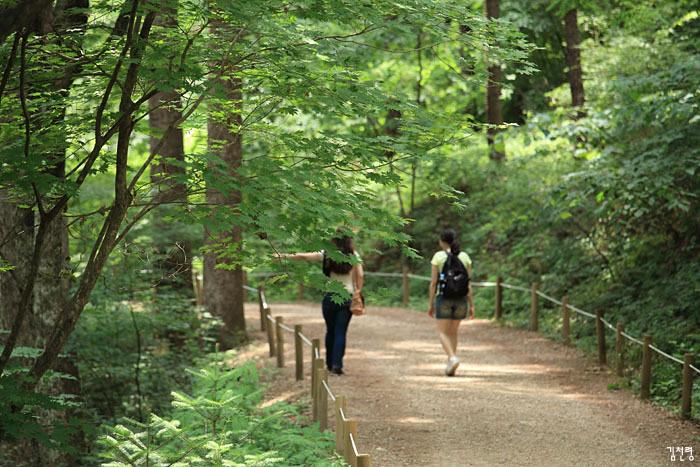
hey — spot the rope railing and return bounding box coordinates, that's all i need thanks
[349,433,360,457]
[599,316,617,332]
[475,281,498,287]
[649,345,686,366]
[535,289,563,307]
[455,274,698,419]
[499,281,699,377]
[567,303,596,319]
[299,333,313,347]
[407,273,431,282]
[621,331,644,346]
[486,278,700,382]
[500,283,530,293]
[363,271,407,279]
[323,380,336,402]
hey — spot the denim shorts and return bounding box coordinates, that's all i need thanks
[435,295,468,320]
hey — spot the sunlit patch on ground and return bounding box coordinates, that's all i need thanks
[260,389,307,408]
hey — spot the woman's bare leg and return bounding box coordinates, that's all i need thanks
[436,319,456,358]
[448,319,460,355]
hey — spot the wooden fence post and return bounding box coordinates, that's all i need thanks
[682,353,694,419]
[275,316,285,368]
[641,335,653,400]
[311,338,320,398]
[530,283,539,332]
[562,295,570,345]
[402,265,410,306]
[264,308,275,357]
[344,419,358,465]
[294,325,303,381]
[311,357,319,419]
[616,322,625,377]
[335,395,347,455]
[312,357,324,421]
[298,283,304,301]
[595,310,607,366]
[495,276,503,320]
[357,454,371,467]
[258,286,266,332]
[318,367,329,431]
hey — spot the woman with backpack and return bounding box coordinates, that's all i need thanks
[277,234,363,375]
[428,228,474,376]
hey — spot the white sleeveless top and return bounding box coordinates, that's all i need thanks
[325,251,362,293]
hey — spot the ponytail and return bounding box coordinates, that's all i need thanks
[449,241,460,255]
[440,228,460,255]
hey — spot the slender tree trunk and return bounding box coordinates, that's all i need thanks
[564,8,585,117]
[149,92,193,293]
[204,21,246,349]
[399,31,424,288]
[484,0,505,161]
[148,4,193,295]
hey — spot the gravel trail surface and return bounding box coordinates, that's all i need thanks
[244,303,699,466]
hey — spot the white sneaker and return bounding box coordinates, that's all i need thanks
[445,356,460,376]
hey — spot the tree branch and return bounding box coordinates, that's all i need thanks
[0,32,20,105]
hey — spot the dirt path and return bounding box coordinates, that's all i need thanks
[243,302,699,466]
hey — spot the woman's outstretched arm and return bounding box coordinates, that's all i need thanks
[277,252,323,261]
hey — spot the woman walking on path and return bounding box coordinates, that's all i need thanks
[278,235,363,375]
[428,228,474,376]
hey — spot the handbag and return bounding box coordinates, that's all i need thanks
[350,265,365,315]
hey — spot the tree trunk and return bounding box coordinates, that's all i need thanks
[148,6,193,295]
[564,8,585,117]
[0,0,53,42]
[0,1,79,364]
[0,202,34,339]
[0,2,85,463]
[204,21,246,349]
[484,0,505,161]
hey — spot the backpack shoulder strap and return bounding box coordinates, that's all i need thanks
[443,251,454,270]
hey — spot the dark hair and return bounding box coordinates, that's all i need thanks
[325,235,354,274]
[440,228,460,255]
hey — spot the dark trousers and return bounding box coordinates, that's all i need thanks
[321,293,353,370]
